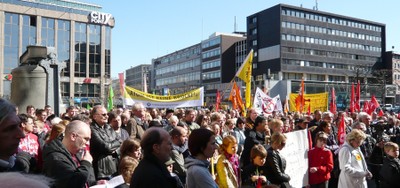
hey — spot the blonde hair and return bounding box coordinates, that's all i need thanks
[346,129,366,143]
[269,119,283,131]
[118,156,138,184]
[219,135,237,153]
[384,142,399,154]
[271,132,287,149]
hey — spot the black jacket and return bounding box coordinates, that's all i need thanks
[130,154,181,188]
[90,122,121,180]
[379,156,400,188]
[262,148,290,187]
[42,139,96,188]
[241,129,266,167]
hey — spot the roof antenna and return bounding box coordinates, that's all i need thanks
[234,16,237,32]
[315,0,318,10]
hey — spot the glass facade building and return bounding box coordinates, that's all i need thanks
[0,0,114,107]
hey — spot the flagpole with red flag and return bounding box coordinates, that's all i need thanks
[295,78,305,113]
[338,115,346,145]
[215,90,221,112]
[355,80,361,112]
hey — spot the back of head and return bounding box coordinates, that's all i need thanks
[140,127,165,157]
[0,98,16,124]
[188,128,215,157]
[64,120,89,138]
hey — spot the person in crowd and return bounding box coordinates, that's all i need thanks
[368,133,390,187]
[263,132,290,188]
[164,115,179,132]
[294,118,309,131]
[180,109,200,132]
[241,116,268,167]
[338,129,372,188]
[216,135,240,188]
[359,112,373,135]
[170,126,188,184]
[46,121,68,144]
[42,120,97,188]
[130,127,181,187]
[121,113,130,130]
[166,158,184,188]
[242,144,269,187]
[26,105,36,118]
[308,131,333,188]
[269,118,284,135]
[72,114,91,125]
[62,106,78,121]
[161,109,175,129]
[90,105,122,180]
[117,156,138,188]
[379,142,400,188]
[195,114,210,128]
[0,172,52,188]
[149,108,162,120]
[234,117,246,150]
[245,108,258,135]
[210,121,223,146]
[126,102,148,141]
[185,128,218,188]
[17,114,41,172]
[0,99,26,173]
[309,110,322,127]
[108,111,129,141]
[120,138,142,161]
[36,109,51,133]
[210,112,226,130]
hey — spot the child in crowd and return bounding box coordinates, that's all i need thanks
[379,142,400,188]
[216,135,240,188]
[166,158,184,188]
[308,131,333,188]
[241,144,269,188]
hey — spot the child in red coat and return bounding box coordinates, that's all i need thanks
[308,131,333,188]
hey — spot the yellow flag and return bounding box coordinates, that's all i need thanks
[235,49,254,108]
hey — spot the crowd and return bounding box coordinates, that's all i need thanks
[1,97,400,188]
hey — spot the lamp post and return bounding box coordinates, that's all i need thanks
[77,82,83,108]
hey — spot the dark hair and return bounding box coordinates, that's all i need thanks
[35,109,46,116]
[71,114,91,125]
[250,144,267,161]
[26,105,35,112]
[141,128,164,157]
[108,111,119,124]
[188,128,215,157]
[149,120,162,128]
[236,117,246,125]
[320,121,329,129]
[195,114,206,126]
[120,139,141,158]
[18,113,33,124]
[170,127,183,138]
[254,116,267,129]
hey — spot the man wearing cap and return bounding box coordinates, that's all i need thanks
[294,118,309,131]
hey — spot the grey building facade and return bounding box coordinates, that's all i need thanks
[125,64,151,93]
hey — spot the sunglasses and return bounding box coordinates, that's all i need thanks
[97,113,108,117]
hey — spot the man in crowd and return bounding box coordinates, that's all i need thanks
[126,102,148,141]
[0,98,25,172]
[131,127,182,187]
[180,109,200,132]
[170,126,188,184]
[90,105,121,180]
[62,106,78,121]
[241,115,268,167]
[42,120,96,188]
[17,114,40,172]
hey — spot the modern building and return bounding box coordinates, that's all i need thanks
[0,0,114,107]
[383,51,400,104]
[151,32,245,105]
[247,4,386,99]
[125,64,151,93]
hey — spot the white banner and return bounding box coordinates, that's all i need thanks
[253,87,283,114]
[280,129,309,188]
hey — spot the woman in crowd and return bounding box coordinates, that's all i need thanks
[263,132,291,188]
[216,135,240,188]
[117,156,138,188]
[185,128,218,188]
[120,139,142,161]
[338,129,372,188]
[196,114,210,128]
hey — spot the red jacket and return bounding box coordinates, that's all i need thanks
[308,147,333,185]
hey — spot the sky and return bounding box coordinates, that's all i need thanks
[83,0,399,78]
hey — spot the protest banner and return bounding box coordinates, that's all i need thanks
[253,87,282,114]
[124,86,204,108]
[280,129,309,188]
[289,92,328,112]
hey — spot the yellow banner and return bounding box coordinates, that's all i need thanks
[289,92,328,113]
[124,86,204,108]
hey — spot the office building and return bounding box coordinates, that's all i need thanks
[0,0,114,107]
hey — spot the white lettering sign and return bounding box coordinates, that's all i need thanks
[90,12,112,25]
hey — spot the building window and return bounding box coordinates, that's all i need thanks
[22,15,37,51]
[252,40,257,46]
[41,17,55,46]
[105,26,111,78]
[251,28,257,35]
[88,24,101,78]
[74,22,87,77]
[58,20,71,77]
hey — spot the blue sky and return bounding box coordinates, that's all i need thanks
[84,0,399,78]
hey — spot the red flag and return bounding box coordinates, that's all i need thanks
[215,90,221,111]
[307,103,311,115]
[330,87,337,114]
[378,109,384,117]
[368,95,380,115]
[363,101,370,113]
[229,81,244,112]
[295,79,305,113]
[338,115,346,145]
[355,81,361,112]
[350,83,355,113]
[118,72,125,97]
